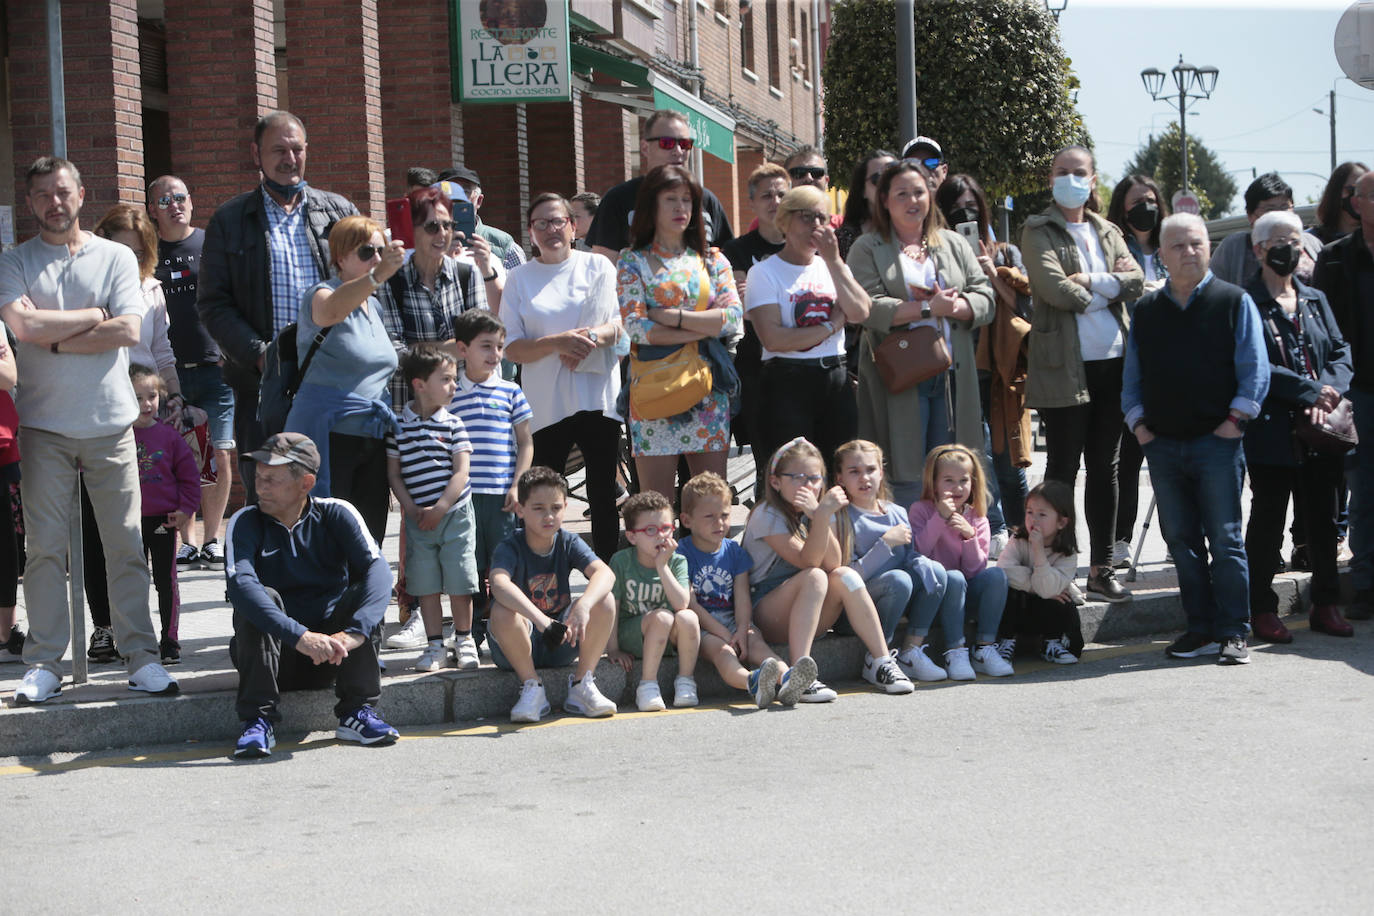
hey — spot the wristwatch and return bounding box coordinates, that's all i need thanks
[1225,412,1249,432]
[587,330,599,346]
[920,303,932,320]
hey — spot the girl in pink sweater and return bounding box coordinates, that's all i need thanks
[908,445,1010,680]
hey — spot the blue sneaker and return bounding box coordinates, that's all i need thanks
[776,655,819,707]
[336,705,399,745]
[747,657,784,707]
[234,717,275,759]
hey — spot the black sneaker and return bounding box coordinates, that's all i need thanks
[1165,632,1221,658]
[1289,545,1310,572]
[1218,636,1250,665]
[176,543,199,567]
[160,636,181,665]
[87,625,119,663]
[0,625,24,663]
[1086,567,1131,603]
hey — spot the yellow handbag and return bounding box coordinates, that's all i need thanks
[627,253,715,420]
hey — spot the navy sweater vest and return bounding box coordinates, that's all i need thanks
[1133,280,1242,439]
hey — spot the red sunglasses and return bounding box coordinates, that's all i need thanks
[647,136,694,151]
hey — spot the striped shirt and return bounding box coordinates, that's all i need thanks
[449,372,532,495]
[386,404,473,509]
[375,256,489,408]
[262,189,322,335]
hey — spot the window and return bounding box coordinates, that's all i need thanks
[765,0,781,88]
[800,8,811,83]
[740,5,755,75]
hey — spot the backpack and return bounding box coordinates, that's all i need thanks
[257,322,332,437]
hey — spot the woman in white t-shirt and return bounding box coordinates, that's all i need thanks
[1021,146,1144,602]
[503,192,626,559]
[746,185,869,473]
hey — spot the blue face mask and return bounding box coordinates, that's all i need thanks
[1053,174,1093,209]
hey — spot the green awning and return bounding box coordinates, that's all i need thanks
[570,45,735,163]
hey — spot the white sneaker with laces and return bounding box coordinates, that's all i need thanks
[565,672,617,717]
[636,679,666,712]
[176,543,199,567]
[200,538,226,568]
[863,650,915,694]
[896,644,947,682]
[944,646,976,681]
[451,634,480,670]
[510,679,550,723]
[385,612,427,650]
[798,680,838,703]
[415,641,446,672]
[15,666,61,704]
[1042,637,1079,665]
[996,638,1017,662]
[1112,539,1132,569]
[128,661,180,695]
[672,675,699,707]
[971,643,1014,677]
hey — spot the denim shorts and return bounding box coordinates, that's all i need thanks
[489,604,580,671]
[178,364,236,449]
[750,566,797,605]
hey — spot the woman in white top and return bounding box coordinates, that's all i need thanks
[746,185,869,474]
[93,205,180,399]
[1021,145,1144,602]
[503,192,625,559]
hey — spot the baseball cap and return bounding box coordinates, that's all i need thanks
[901,136,943,161]
[244,432,320,473]
[437,166,481,188]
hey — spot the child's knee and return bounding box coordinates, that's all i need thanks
[797,567,828,595]
[673,608,700,635]
[644,609,674,634]
[589,594,616,623]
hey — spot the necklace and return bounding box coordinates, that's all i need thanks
[899,235,927,261]
[651,240,687,259]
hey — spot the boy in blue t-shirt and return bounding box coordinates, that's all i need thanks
[449,310,533,669]
[676,472,814,707]
[488,466,617,723]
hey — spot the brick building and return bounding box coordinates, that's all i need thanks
[0,0,831,248]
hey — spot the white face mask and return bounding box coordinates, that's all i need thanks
[1053,174,1093,209]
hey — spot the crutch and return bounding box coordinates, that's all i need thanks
[1125,493,1156,583]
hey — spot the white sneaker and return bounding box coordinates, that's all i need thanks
[414,641,446,672]
[996,638,1017,662]
[1112,539,1132,569]
[798,680,838,703]
[565,672,617,717]
[944,646,976,681]
[15,666,61,704]
[510,679,550,723]
[971,643,1014,677]
[128,661,180,695]
[200,538,226,568]
[672,675,699,707]
[385,612,427,650]
[896,644,947,682]
[989,531,1009,560]
[863,650,915,694]
[451,634,480,670]
[1042,637,1079,665]
[636,679,666,712]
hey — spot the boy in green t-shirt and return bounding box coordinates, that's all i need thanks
[607,491,701,711]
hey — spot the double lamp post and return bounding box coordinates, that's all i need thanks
[1140,55,1219,194]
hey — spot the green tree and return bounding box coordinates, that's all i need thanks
[1121,123,1238,220]
[823,0,1086,203]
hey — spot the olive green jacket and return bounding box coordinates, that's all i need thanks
[847,228,993,483]
[1021,207,1143,409]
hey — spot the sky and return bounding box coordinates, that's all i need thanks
[1055,0,1374,215]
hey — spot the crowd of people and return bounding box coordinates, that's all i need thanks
[0,107,1368,760]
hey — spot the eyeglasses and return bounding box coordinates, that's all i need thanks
[904,156,943,171]
[792,211,828,225]
[356,244,382,261]
[421,219,455,234]
[156,193,188,209]
[647,136,694,151]
[789,166,827,181]
[777,472,823,485]
[628,523,676,537]
[531,216,571,232]
[867,172,886,187]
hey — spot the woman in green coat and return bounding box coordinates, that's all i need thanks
[847,160,994,507]
[1021,144,1144,602]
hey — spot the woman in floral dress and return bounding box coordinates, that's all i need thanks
[617,164,742,499]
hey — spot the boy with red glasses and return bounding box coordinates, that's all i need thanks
[606,490,702,711]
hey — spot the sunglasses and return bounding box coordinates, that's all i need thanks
[789,166,827,181]
[628,523,676,537]
[777,472,824,485]
[531,216,571,232]
[647,136,694,151]
[156,193,189,209]
[421,219,455,234]
[867,172,886,187]
[904,156,944,171]
[793,210,828,225]
[356,244,382,261]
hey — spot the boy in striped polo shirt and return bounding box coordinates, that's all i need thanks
[450,311,533,667]
[385,346,480,672]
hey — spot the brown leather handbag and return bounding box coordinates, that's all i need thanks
[874,324,951,395]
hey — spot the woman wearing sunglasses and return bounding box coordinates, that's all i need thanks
[617,164,742,500]
[283,214,406,543]
[746,185,867,476]
[837,150,897,262]
[504,193,626,559]
[847,160,994,508]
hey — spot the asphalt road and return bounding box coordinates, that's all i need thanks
[6,627,1373,915]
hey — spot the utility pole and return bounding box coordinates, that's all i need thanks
[896,1,916,143]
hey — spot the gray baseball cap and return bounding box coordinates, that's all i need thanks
[244,432,320,473]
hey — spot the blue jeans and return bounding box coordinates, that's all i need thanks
[945,566,1008,644]
[1142,433,1250,639]
[866,565,948,645]
[1347,387,1374,592]
[891,374,954,509]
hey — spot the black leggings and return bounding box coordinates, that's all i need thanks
[1247,457,1343,614]
[0,479,21,607]
[82,481,179,639]
[1039,357,1123,568]
[999,588,1084,656]
[328,432,390,547]
[533,411,623,560]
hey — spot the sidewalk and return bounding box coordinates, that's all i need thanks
[0,446,1324,758]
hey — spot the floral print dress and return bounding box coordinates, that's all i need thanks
[617,243,742,457]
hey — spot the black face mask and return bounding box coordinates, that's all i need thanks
[1343,194,1359,220]
[1265,243,1300,277]
[1126,201,1159,233]
[947,206,979,228]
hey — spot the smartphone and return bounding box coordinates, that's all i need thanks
[955,220,980,248]
[452,199,478,240]
[385,198,414,249]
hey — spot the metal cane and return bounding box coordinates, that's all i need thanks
[1125,493,1156,583]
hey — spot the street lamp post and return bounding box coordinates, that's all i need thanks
[1140,55,1218,193]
